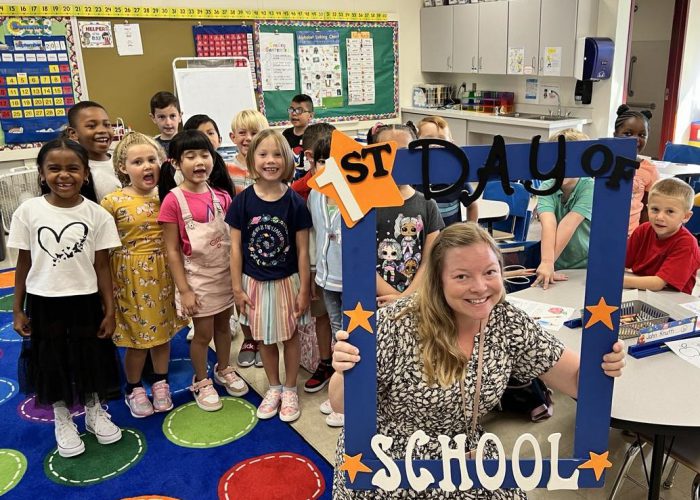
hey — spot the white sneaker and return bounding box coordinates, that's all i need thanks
[319,398,333,415]
[85,404,122,445]
[186,326,195,341]
[326,411,345,427]
[54,407,85,458]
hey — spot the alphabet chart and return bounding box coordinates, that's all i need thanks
[0,34,75,143]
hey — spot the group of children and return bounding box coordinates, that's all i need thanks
[8,91,700,460]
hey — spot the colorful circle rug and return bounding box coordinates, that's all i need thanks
[0,449,27,495]
[44,428,146,486]
[217,452,326,499]
[162,397,257,449]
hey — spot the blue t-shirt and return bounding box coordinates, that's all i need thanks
[226,186,313,281]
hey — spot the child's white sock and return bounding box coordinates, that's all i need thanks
[269,384,283,392]
[282,385,297,393]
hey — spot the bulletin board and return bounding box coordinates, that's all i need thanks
[0,17,83,149]
[256,21,398,125]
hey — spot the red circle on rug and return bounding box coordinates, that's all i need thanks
[120,496,180,500]
[218,452,325,500]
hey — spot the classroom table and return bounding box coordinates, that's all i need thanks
[651,160,700,183]
[472,198,510,235]
[511,269,700,500]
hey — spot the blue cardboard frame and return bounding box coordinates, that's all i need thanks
[333,135,638,491]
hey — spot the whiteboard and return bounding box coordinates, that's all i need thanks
[173,59,256,147]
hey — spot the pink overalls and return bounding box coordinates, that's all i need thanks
[171,187,234,317]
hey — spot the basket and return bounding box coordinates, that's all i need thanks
[616,300,669,339]
[0,166,41,234]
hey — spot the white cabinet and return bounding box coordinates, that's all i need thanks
[452,4,479,73]
[539,0,578,77]
[507,0,541,75]
[420,6,454,73]
[477,1,508,74]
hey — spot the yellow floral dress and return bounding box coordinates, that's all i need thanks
[101,189,186,348]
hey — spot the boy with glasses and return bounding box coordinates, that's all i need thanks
[283,94,314,180]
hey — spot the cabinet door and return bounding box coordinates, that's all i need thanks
[478,1,508,75]
[421,7,454,72]
[451,4,479,74]
[539,0,577,77]
[507,0,541,75]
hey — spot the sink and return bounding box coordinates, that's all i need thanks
[535,115,573,121]
[498,112,541,119]
[498,112,574,121]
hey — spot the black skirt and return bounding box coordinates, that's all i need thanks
[23,293,122,406]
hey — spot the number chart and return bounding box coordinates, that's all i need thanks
[0,35,76,143]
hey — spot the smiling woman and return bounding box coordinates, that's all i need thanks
[329,222,626,499]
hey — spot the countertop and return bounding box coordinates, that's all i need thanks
[401,106,590,129]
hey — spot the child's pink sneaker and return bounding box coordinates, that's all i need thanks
[279,390,300,423]
[256,388,282,419]
[190,377,222,412]
[125,387,154,418]
[151,380,173,412]
[214,363,249,397]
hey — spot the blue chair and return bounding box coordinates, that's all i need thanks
[481,181,533,242]
[662,142,700,236]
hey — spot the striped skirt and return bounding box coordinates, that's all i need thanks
[239,273,311,344]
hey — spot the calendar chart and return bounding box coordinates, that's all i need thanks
[0,35,75,143]
[193,25,256,82]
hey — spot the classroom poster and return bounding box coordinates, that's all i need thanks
[346,33,375,105]
[542,46,562,76]
[259,31,295,91]
[507,47,524,75]
[77,21,113,48]
[114,23,143,56]
[296,30,342,108]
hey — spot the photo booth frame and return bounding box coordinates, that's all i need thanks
[309,131,637,492]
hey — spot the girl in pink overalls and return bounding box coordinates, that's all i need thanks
[158,130,248,411]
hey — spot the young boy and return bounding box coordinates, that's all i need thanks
[67,101,121,201]
[149,91,182,154]
[533,129,593,289]
[229,109,269,196]
[283,94,314,181]
[624,177,700,294]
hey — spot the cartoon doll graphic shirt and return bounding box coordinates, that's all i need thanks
[226,187,313,281]
[375,192,443,293]
[7,196,121,296]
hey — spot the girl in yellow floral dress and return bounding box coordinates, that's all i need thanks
[101,132,186,418]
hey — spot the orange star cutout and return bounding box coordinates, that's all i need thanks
[339,453,373,483]
[344,302,374,334]
[578,451,613,481]
[584,297,619,330]
[308,130,404,228]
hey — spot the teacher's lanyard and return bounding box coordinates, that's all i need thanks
[459,327,484,459]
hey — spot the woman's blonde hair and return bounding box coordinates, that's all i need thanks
[412,222,505,387]
[245,129,295,182]
[548,128,589,142]
[231,109,269,134]
[112,131,164,184]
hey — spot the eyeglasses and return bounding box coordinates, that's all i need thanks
[287,107,310,115]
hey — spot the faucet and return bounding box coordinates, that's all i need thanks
[549,90,562,117]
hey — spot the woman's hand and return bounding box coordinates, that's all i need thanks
[332,330,361,374]
[181,290,200,317]
[233,289,253,318]
[602,340,626,377]
[13,311,31,337]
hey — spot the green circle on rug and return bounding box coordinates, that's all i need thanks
[0,449,27,495]
[0,294,13,312]
[44,428,146,486]
[163,397,257,448]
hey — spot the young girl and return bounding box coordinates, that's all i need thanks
[416,116,479,225]
[158,130,246,412]
[101,132,186,418]
[227,109,269,368]
[614,104,659,236]
[370,124,444,307]
[228,109,269,195]
[226,129,313,423]
[9,138,123,458]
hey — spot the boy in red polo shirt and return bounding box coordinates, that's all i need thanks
[624,177,700,294]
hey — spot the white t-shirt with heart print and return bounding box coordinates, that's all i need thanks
[8,195,121,297]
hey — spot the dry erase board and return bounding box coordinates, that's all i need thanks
[255,21,398,125]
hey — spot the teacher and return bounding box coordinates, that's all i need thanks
[330,222,625,499]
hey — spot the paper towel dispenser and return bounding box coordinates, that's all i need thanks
[574,37,614,81]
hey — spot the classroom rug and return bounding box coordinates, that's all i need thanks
[0,270,332,499]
